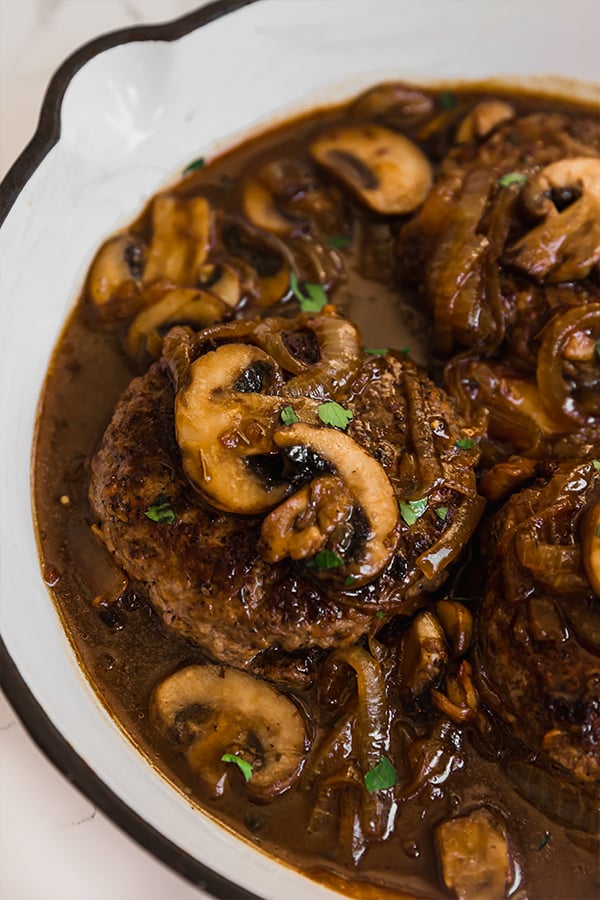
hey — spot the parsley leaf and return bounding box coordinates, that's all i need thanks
[327,234,351,249]
[307,550,345,571]
[455,438,476,450]
[145,496,175,524]
[317,401,353,430]
[593,459,600,471]
[400,347,410,357]
[375,611,385,619]
[344,575,356,587]
[536,831,551,851]
[596,524,600,538]
[221,753,253,782]
[365,347,388,357]
[498,172,528,187]
[280,405,299,425]
[400,497,428,526]
[435,506,449,522]
[439,91,456,110]
[183,156,205,175]
[364,757,397,792]
[596,340,600,360]
[290,271,328,312]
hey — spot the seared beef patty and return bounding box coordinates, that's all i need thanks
[89,319,483,667]
[476,460,600,784]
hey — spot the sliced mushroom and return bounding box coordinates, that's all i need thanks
[175,343,290,514]
[434,807,511,900]
[351,81,434,128]
[87,233,146,317]
[399,610,448,700]
[126,287,229,360]
[310,124,432,215]
[150,664,306,799]
[478,455,537,503]
[243,158,346,238]
[143,194,212,286]
[271,423,400,585]
[456,99,514,143]
[196,260,242,308]
[216,213,292,306]
[260,475,353,563]
[507,157,600,281]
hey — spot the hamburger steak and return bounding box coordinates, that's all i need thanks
[89,313,484,667]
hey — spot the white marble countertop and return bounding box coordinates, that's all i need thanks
[0,6,228,898]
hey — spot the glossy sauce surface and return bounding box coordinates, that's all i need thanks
[33,86,599,899]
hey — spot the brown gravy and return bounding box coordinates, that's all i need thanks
[33,85,599,898]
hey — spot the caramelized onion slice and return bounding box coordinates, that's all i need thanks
[416,495,486,581]
[536,303,600,427]
[581,499,600,596]
[150,664,306,799]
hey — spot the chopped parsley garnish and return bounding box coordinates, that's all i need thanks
[455,438,476,450]
[497,171,528,187]
[221,753,253,782]
[280,405,299,425]
[307,550,345,571]
[183,156,205,175]
[365,347,388,357]
[344,575,356,587]
[290,271,328,312]
[317,401,353,430]
[364,757,397,792]
[327,234,351,249]
[439,91,456,110]
[145,496,175,524]
[435,506,449,522]
[536,831,551,851]
[400,347,411,357]
[375,611,386,619]
[596,524,600,538]
[591,459,600,471]
[400,497,428,526]
[596,340,600,360]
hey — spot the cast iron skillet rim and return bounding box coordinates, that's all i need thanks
[0,1,264,897]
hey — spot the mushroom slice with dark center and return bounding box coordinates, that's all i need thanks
[143,194,212,286]
[150,664,307,799]
[507,157,600,281]
[175,343,292,514]
[126,287,229,361]
[310,124,432,215]
[270,423,400,586]
[350,81,435,128]
[86,233,146,318]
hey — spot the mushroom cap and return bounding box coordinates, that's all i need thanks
[272,422,400,586]
[175,343,290,515]
[151,664,307,799]
[508,156,600,282]
[310,124,432,215]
